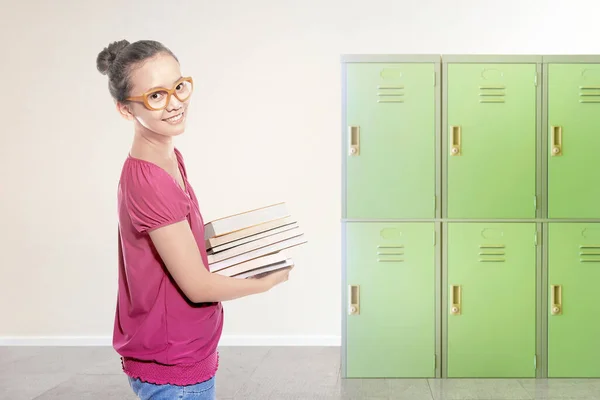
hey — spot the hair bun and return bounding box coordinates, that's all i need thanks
[96,40,130,75]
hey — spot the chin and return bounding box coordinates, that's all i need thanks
[160,111,188,136]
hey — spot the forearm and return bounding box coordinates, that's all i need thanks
[191,272,269,303]
[147,221,274,303]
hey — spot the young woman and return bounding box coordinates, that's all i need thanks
[96,39,291,400]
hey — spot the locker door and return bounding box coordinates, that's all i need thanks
[548,223,600,377]
[547,64,600,219]
[346,222,436,378]
[345,63,436,219]
[447,223,536,378]
[446,63,537,219]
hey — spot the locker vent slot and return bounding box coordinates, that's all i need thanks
[579,245,600,262]
[579,86,600,103]
[376,244,405,262]
[478,244,506,262]
[479,85,505,104]
[377,85,404,104]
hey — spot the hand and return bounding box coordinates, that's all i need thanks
[255,266,293,291]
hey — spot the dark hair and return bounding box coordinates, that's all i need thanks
[96,39,178,102]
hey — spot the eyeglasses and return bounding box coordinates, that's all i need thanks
[126,77,194,111]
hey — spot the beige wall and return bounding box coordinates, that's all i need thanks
[1,0,597,345]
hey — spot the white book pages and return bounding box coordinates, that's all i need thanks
[208,222,299,253]
[204,203,290,239]
[208,234,307,273]
[207,226,303,264]
[233,259,294,279]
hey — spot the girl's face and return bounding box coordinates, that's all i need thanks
[118,53,191,138]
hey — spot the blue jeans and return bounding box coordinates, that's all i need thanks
[128,376,216,400]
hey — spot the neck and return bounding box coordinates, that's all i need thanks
[130,122,175,161]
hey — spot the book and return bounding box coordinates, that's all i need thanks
[205,202,306,279]
[213,253,288,277]
[233,258,294,279]
[204,202,289,240]
[207,225,302,264]
[206,218,297,252]
[208,234,307,273]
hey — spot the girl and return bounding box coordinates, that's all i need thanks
[96,39,291,400]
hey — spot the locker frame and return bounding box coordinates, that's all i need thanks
[340,54,443,379]
[440,54,544,222]
[340,54,443,221]
[542,54,600,221]
[442,221,541,378]
[540,55,600,379]
[340,54,600,381]
[440,55,544,379]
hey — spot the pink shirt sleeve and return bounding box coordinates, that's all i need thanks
[122,160,190,233]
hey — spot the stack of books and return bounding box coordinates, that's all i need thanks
[204,202,306,279]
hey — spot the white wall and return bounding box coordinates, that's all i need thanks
[1,0,599,345]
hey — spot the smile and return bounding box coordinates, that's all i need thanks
[163,112,184,124]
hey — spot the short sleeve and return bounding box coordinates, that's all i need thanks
[123,160,191,233]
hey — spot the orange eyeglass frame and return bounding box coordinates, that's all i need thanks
[126,77,194,111]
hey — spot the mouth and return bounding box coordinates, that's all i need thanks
[163,112,185,124]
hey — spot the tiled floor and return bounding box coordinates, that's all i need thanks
[1,346,600,399]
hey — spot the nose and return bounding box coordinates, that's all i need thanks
[166,93,183,112]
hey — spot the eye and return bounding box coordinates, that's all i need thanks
[149,92,165,101]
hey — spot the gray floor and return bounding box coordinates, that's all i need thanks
[1,346,600,399]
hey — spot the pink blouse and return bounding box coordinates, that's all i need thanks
[112,148,223,385]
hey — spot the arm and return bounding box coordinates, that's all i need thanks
[149,219,290,303]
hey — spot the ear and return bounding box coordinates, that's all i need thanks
[116,101,135,121]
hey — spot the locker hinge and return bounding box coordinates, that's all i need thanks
[534,195,538,210]
[433,72,436,86]
[434,354,437,368]
[434,195,437,212]
[433,230,436,246]
[534,355,537,370]
[534,231,538,246]
[534,73,539,87]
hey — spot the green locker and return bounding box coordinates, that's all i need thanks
[446,222,537,377]
[445,61,538,219]
[547,223,600,377]
[345,222,436,378]
[546,63,600,219]
[344,61,438,219]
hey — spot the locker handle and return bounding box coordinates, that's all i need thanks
[551,126,562,156]
[348,126,360,156]
[450,285,461,315]
[348,285,360,315]
[450,126,461,156]
[551,285,562,315]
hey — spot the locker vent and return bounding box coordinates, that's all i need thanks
[579,245,600,262]
[376,244,404,262]
[479,85,505,104]
[478,244,506,262]
[377,85,404,104]
[579,86,600,103]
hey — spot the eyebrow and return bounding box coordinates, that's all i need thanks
[147,76,183,91]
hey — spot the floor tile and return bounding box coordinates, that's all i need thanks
[519,378,600,399]
[2,347,108,375]
[215,346,271,398]
[4,347,600,400]
[233,347,341,399]
[335,378,433,400]
[428,378,533,399]
[0,373,72,400]
[32,374,137,400]
[0,346,46,367]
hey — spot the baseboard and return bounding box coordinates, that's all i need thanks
[0,335,341,347]
[218,335,341,346]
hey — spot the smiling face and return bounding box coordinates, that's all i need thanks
[117,52,191,138]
